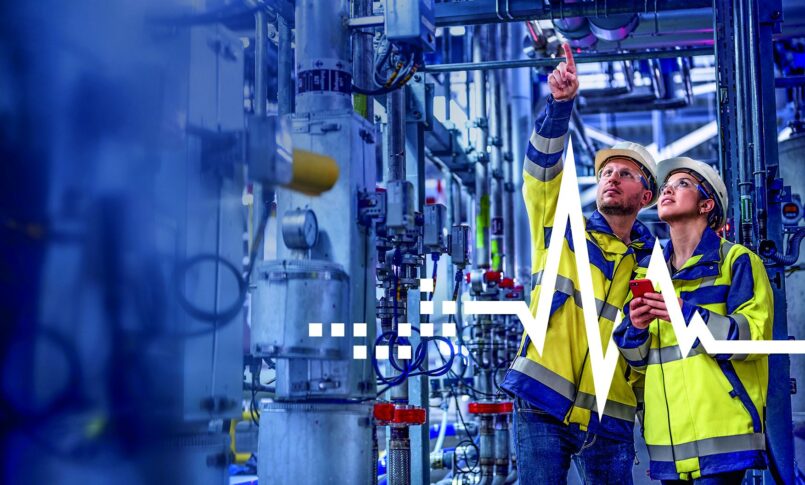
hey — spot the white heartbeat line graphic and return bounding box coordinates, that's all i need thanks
[307,319,457,360]
[462,140,805,418]
[304,140,805,417]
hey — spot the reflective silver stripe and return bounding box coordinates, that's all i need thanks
[555,274,576,300]
[510,357,576,400]
[699,275,718,287]
[647,345,703,365]
[706,313,733,341]
[532,271,621,322]
[619,338,651,364]
[720,241,736,260]
[596,298,620,322]
[727,314,752,360]
[648,433,765,462]
[524,158,563,182]
[648,346,682,365]
[574,391,636,422]
[732,313,751,340]
[530,131,567,155]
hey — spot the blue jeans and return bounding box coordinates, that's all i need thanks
[661,470,746,485]
[514,400,635,485]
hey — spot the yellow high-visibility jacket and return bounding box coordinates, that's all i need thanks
[614,227,772,480]
[500,96,654,441]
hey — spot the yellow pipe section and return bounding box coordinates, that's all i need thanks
[229,410,258,464]
[285,149,340,195]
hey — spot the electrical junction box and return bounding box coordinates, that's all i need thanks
[386,180,416,230]
[449,224,470,267]
[423,204,448,253]
[384,0,436,51]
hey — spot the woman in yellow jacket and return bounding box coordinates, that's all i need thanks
[613,157,773,483]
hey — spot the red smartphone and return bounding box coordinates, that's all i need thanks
[629,279,654,299]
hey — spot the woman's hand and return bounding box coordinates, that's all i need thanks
[635,292,684,323]
[629,296,655,330]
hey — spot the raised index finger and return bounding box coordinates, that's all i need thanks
[563,43,576,73]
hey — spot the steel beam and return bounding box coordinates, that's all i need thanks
[432,0,711,27]
[421,46,713,73]
[713,0,794,482]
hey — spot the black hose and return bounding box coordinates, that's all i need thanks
[173,253,248,329]
[762,228,805,266]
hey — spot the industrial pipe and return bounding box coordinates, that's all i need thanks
[479,415,495,485]
[295,0,352,114]
[489,25,505,273]
[473,25,491,269]
[277,13,293,115]
[421,46,713,73]
[254,9,267,117]
[387,89,406,182]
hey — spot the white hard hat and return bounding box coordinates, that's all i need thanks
[657,157,729,230]
[594,142,659,206]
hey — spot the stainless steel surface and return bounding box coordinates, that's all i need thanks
[294,0,352,114]
[250,259,348,359]
[258,402,374,484]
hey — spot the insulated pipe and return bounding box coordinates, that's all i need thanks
[295,0,352,114]
[473,25,491,269]
[499,24,516,278]
[254,9,267,117]
[277,13,293,116]
[387,89,406,182]
[352,0,373,121]
[506,22,533,289]
[493,415,510,484]
[443,29,452,120]
[479,415,495,485]
[489,26,505,273]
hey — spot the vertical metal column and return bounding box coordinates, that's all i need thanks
[388,89,407,182]
[405,94,430,485]
[473,25,491,269]
[294,0,352,114]
[500,24,516,279]
[352,0,373,121]
[488,25,505,273]
[506,22,532,290]
[254,9,267,117]
[713,0,794,482]
[277,13,293,116]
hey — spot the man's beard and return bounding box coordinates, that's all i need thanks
[598,194,643,216]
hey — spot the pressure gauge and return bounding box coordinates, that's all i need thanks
[282,208,319,250]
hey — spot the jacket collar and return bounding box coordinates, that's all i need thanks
[587,210,656,253]
[662,226,722,268]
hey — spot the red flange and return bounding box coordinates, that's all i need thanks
[484,270,501,283]
[467,401,514,415]
[392,406,427,425]
[500,277,514,289]
[373,403,427,425]
[373,402,396,422]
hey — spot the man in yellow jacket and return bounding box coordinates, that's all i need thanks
[614,157,773,483]
[501,44,659,484]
